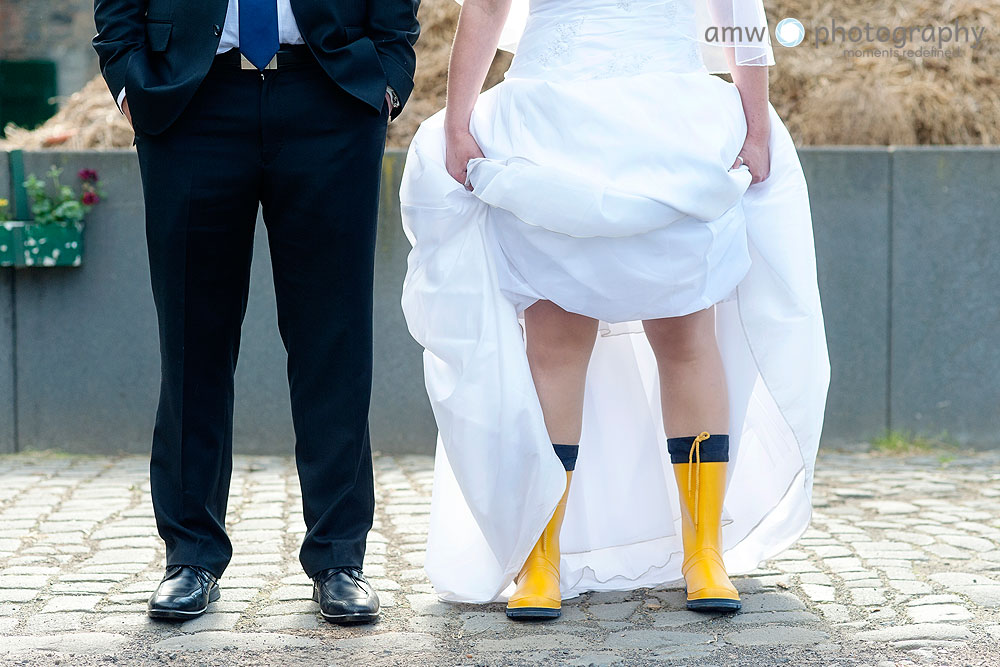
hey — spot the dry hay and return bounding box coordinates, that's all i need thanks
[0,76,134,150]
[768,0,1000,145]
[3,0,997,150]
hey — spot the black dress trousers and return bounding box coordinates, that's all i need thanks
[134,55,389,579]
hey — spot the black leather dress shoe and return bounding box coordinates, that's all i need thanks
[312,567,379,624]
[147,565,220,620]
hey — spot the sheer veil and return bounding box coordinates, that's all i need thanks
[453,0,774,73]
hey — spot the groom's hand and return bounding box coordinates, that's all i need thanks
[122,97,134,129]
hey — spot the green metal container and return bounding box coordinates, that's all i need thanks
[0,220,85,267]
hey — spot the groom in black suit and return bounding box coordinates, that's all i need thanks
[93,0,419,624]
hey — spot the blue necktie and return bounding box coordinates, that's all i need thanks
[239,0,279,70]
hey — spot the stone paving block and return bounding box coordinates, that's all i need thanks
[41,595,102,612]
[564,652,626,666]
[775,560,820,573]
[924,544,973,560]
[889,580,933,595]
[854,623,972,642]
[178,612,241,632]
[929,572,998,587]
[0,575,50,589]
[941,534,994,552]
[407,615,450,634]
[906,604,973,623]
[0,589,36,603]
[458,612,507,635]
[725,626,828,646]
[904,594,964,606]
[801,584,836,602]
[258,600,316,615]
[153,631,322,652]
[588,601,640,621]
[739,592,805,613]
[879,567,917,580]
[951,586,1000,608]
[0,632,130,655]
[650,610,719,627]
[50,581,116,595]
[726,611,821,625]
[254,613,322,631]
[604,629,715,650]
[596,620,630,632]
[406,593,452,616]
[843,579,884,588]
[93,613,164,632]
[24,612,88,633]
[824,557,866,572]
[860,501,919,515]
[476,634,587,652]
[271,585,314,601]
[798,573,833,586]
[816,603,850,623]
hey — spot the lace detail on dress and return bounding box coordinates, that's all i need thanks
[537,18,584,67]
[616,0,633,10]
[595,51,653,79]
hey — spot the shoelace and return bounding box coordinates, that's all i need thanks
[687,431,711,526]
[320,567,365,590]
[165,565,217,588]
[186,565,217,588]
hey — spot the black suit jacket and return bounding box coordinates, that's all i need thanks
[93,0,420,135]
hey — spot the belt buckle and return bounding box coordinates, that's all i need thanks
[240,54,278,70]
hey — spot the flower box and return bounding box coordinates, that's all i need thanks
[1,151,101,269]
[0,220,85,267]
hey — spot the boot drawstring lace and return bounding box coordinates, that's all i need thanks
[687,431,711,526]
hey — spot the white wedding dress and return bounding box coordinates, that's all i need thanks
[399,0,830,603]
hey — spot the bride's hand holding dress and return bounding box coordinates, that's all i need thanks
[446,131,485,191]
[728,63,772,182]
[444,0,511,189]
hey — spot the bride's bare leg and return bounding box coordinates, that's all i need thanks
[524,300,599,444]
[507,300,597,621]
[643,306,741,612]
[642,307,727,436]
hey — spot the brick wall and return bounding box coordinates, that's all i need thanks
[0,0,101,101]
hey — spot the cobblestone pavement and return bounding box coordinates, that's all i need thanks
[0,449,998,666]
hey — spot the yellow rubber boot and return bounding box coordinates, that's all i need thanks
[506,471,572,619]
[672,433,741,612]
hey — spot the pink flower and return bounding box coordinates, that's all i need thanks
[78,169,99,183]
[82,191,100,206]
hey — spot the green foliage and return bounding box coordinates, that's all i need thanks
[870,429,958,455]
[21,165,103,227]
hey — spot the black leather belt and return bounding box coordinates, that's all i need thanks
[213,45,315,70]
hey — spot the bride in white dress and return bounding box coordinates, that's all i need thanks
[399,0,829,619]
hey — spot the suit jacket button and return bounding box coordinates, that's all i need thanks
[213,24,222,37]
